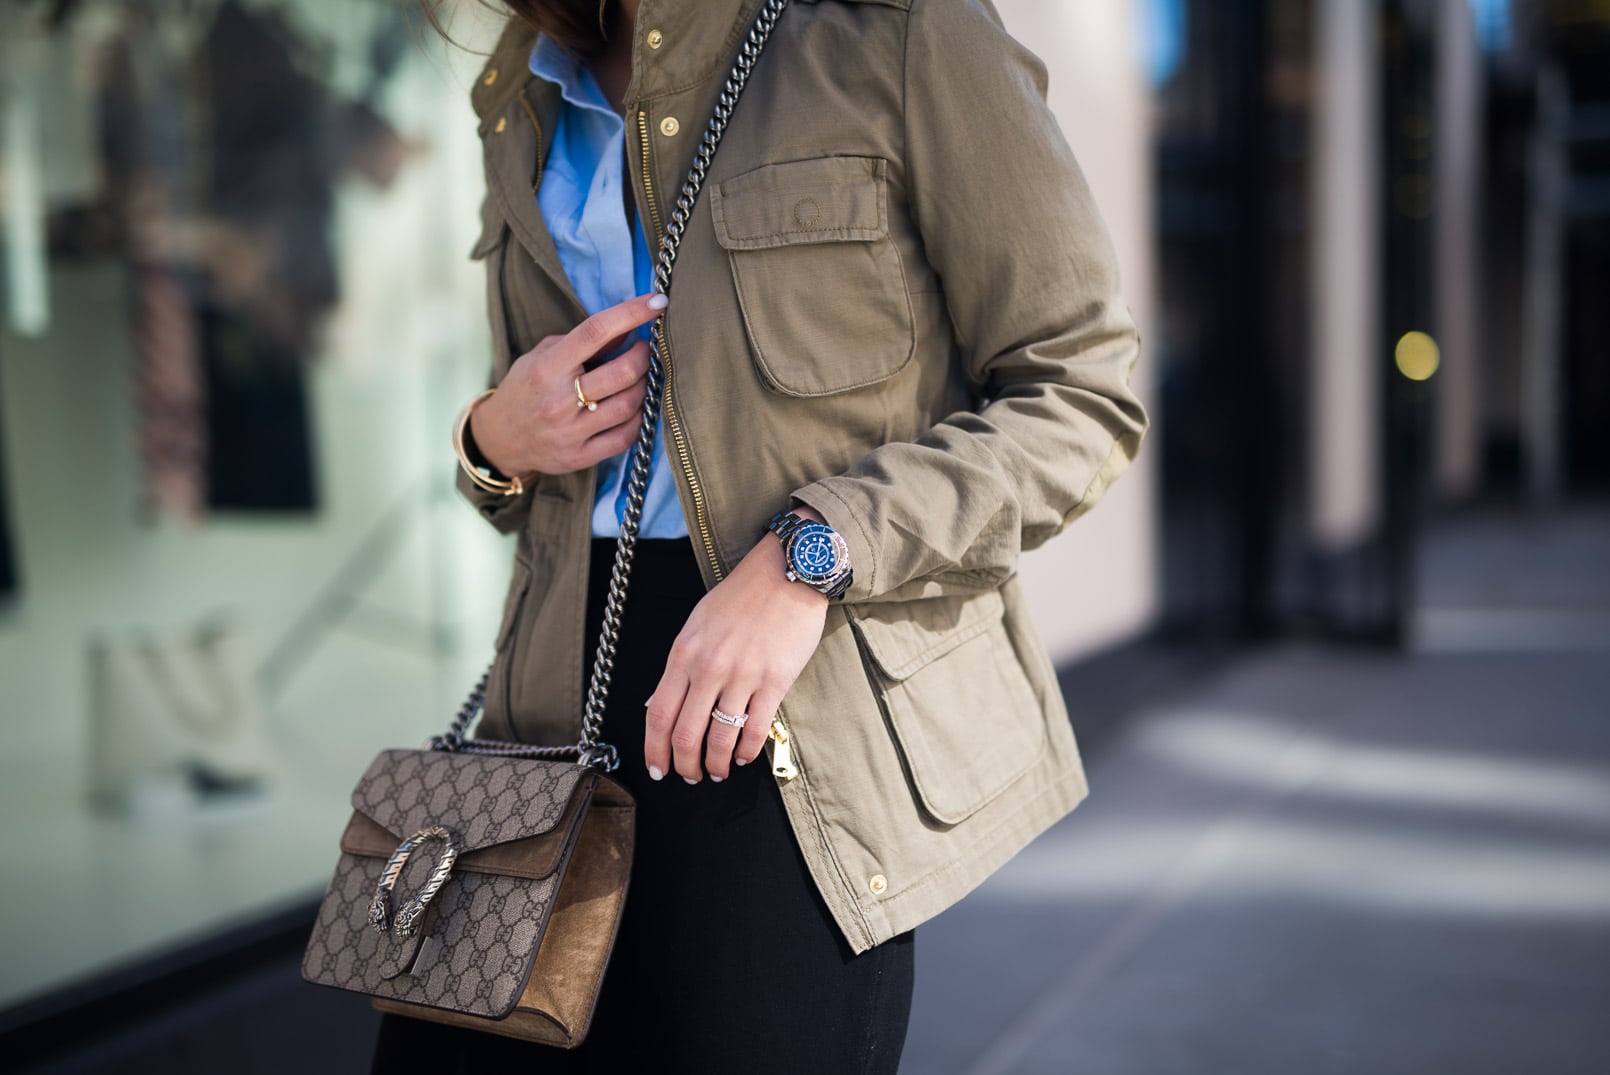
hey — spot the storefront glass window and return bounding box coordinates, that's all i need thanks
[0,0,511,1008]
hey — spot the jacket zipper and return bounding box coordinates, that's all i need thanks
[518,93,545,191]
[636,109,723,586]
[769,717,797,780]
[635,111,667,249]
[635,108,798,782]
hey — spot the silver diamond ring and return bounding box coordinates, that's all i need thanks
[710,707,749,729]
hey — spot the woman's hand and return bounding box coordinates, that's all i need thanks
[645,508,832,783]
[470,293,667,478]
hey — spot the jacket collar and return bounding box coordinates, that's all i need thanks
[620,0,764,104]
[473,1,767,315]
[473,0,767,129]
[480,64,581,316]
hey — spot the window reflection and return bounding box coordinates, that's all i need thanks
[0,0,506,1010]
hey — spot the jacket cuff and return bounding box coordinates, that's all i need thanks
[456,462,532,535]
[789,480,876,604]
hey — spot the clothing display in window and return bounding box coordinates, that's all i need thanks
[72,0,420,517]
[198,299,317,512]
[133,264,208,520]
[199,1,340,366]
[97,4,211,520]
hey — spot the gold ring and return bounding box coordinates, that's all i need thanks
[574,375,598,412]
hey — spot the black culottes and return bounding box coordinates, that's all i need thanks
[371,538,915,1073]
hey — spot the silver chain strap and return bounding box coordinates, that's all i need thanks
[429,0,792,771]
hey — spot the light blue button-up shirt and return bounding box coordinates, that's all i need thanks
[529,35,688,539]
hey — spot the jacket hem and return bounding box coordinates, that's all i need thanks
[824,758,1090,956]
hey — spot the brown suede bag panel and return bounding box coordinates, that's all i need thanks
[518,780,636,1038]
[371,995,571,1045]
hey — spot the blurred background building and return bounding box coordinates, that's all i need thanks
[2,0,1606,1071]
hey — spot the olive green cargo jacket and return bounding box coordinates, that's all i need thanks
[459,0,1148,954]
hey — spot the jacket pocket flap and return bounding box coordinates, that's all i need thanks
[849,588,1006,680]
[348,750,595,866]
[711,156,888,250]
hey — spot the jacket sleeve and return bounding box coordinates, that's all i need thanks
[456,21,542,537]
[455,439,534,536]
[788,0,1149,604]
[455,247,536,537]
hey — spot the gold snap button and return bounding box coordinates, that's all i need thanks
[646,28,664,49]
[869,874,888,895]
[482,67,498,87]
[659,116,680,137]
[493,116,507,134]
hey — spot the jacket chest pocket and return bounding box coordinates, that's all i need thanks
[710,156,915,397]
[849,589,1047,825]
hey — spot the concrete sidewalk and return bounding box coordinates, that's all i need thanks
[904,516,1610,1073]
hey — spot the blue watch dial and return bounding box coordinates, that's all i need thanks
[791,529,840,579]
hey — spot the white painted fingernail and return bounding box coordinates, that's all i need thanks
[683,776,698,786]
[647,293,669,310]
[648,765,664,781]
[734,757,749,767]
[710,775,724,783]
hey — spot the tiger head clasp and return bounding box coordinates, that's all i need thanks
[368,826,459,939]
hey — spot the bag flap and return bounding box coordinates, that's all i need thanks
[339,773,591,880]
[849,588,1006,681]
[348,749,594,858]
[711,156,888,251]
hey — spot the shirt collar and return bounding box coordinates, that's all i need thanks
[528,33,614,118]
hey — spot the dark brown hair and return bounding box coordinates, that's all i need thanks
[421,0,613,60]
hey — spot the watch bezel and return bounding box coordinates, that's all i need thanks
[782,521,852,595]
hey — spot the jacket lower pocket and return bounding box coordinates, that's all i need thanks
[849,589,1047,825]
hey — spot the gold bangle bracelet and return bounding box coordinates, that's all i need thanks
[453,389,527,498]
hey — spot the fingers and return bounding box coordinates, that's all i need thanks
[576,340,650,404]
[704,690,751,782]
[495,307,659,477]
[670,672,720,784]
[646,639,716,786]
[574,370,647,435]
[643,672,688,784]
[562,341,652,471]
[576,418,642,469]
[568,293,667,364]
[734,683,786,768]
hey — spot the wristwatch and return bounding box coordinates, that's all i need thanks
[767,511,853,599]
